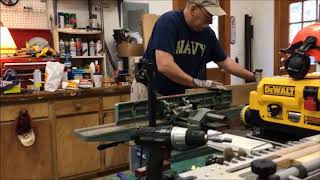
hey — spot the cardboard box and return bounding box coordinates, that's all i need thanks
[117,43,144,57]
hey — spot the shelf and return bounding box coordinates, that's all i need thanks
[57,28,101,35]
[71,56,104,59]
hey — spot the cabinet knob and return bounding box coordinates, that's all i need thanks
[74,103,82,110]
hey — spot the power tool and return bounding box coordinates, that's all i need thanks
[241,23,320,137]
[131,126,231,179]
[132,126,232,151]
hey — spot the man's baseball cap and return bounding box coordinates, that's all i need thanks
[189,0,226,16]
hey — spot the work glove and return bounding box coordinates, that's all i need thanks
[248,69,263,83]
[193,78,227,90]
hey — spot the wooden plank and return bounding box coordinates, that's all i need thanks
[186,83,256,105]
[207,68,229,85]
[292,151,320,165]
[141,14,159,51]
[56,113,100,178]
[103,110,129,170]
[103,96,120,110]
[274,144,320,168]
[55,98,99,116]
[225,83,257,106]
[0,119,54,179]
[185,88,208,94]
[275,140,319,156]
[0,102,48,122]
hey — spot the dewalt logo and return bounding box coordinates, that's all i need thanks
[264,85,295,97]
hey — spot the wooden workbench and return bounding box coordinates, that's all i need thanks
[0,87,131,180]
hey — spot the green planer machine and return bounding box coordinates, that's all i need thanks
[74,89,240,143]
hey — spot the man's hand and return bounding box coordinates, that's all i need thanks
[193,78,227,90]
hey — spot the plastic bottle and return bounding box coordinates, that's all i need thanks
[82,40,88,56]
[89,40,95,56]
[95,60,101,73]
[64,40,70,54]
[59,39,65,56]
[76,38,82,56]
[96,40,103,56]
[70,38,76,57]
[58,12,65,28]
[33,69,42,92]
[89,62,96,75]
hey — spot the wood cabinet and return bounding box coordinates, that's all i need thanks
[0,88,130,179]
[0,119,53,180]
[56,113,100,178]
[103,110,129,170]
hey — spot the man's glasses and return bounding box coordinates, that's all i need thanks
[197,5,213,21]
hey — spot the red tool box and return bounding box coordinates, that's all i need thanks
[0,57,60,88]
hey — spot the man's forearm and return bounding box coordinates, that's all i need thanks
[158,59,195,87]
[155,50,195,87]
[218,57,254,81]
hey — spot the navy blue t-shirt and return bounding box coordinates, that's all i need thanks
[143,11,227,96]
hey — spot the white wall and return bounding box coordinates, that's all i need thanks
[230,0,274,84]
[124,0,172,15]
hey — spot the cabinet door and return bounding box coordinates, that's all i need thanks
[104,110,129,169]
[56,113,100,178]
[0,119,53,179]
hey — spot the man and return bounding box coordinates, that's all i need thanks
[131,0,255,101]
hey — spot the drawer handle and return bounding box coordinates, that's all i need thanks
[74,103,82,110]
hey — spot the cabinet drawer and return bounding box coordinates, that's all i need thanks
[0,102,48,122]
[120,94,130,102]
[55,98,99,116]
[103,96,120,110]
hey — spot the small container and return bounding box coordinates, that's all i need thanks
[89,40,95,56]
[118,59,123,71]
[96,40,103,56]
[90,14,98,29]
[70,13,77,29]
[33,69,42,92]
[64,40,70,54]
[64,13,70,27]
[59,39,65,56]
[95,60,101,73]
[76,38,82,56]
[89,62,96,75]
[58,12,65,28]
[81,41,88,56]
[70,38,76,57]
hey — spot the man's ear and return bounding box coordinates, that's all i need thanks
[189,4,197,16]
[190,4,197,12]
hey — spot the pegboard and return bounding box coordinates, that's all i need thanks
[0,0,49,29]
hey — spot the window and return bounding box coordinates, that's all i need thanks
[274,0,318,75]
[289,0,319,43]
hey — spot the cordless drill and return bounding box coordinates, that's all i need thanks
[131,126,232,180]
